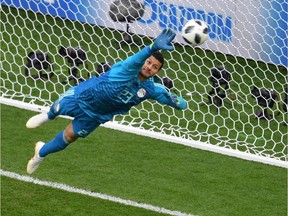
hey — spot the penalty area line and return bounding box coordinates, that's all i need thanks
[1,169,195,216]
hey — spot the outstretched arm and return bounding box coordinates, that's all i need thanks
[152,84,187,110]
[121,29,176,74]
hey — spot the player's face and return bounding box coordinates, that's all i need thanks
[140,56,162,80]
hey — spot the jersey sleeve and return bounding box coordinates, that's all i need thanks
[107,46,154,81]
[121,46,154,75]
[151,83,187,110]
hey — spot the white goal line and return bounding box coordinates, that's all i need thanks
[1,169,195,216]
[1,96,287,169]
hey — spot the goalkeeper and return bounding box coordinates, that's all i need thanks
[26,29,187,174]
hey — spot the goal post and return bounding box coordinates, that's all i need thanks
[1,0,287,168]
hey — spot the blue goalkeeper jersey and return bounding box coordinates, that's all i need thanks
[74,46,187,123]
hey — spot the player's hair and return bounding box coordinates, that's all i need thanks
[152,51,164,70]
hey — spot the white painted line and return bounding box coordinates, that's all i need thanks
[1,169,195,216]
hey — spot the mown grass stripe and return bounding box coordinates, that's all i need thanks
[0,169,195,216]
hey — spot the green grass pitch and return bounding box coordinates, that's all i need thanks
[1,104,287,216]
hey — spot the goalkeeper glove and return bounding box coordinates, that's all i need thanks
[150,29,176,52]
[170,94,187,110]
[170,94,180,105]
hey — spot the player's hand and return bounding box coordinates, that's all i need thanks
[170,94,180,105]
[150,29,176,52]
[168,93,187,110]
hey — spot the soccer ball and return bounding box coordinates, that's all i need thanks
[181,19,209,46]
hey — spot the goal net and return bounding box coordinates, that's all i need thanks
[1,0,287,167]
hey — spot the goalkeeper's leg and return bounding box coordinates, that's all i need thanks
[26,116,100,174]
[26,87,76,129]
[26,99,62,128]
[26,124,75,174]
[26,112,52,128]
[26,129,71,174]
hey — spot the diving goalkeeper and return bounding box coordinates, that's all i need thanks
[26,29,187,174]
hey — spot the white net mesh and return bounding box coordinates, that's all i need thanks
[1,0,287,163]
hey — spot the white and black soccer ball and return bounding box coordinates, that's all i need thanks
[181,19,209,46]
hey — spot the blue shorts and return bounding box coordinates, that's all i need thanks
[48,88,101,138]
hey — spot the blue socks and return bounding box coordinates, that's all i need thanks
[39,130,69,157]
